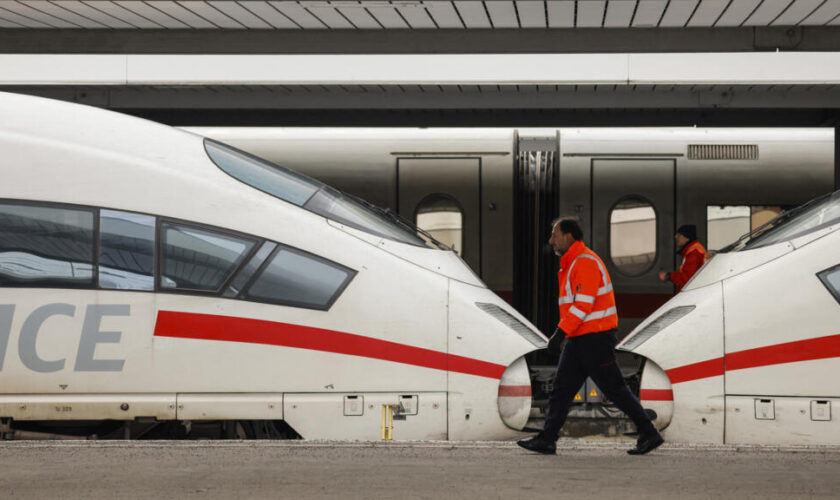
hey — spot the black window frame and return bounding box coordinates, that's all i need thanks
[0,198,357,311]
[157,219,260,295]
[818,264,840,305]
[238,244,357,312]
[0,199,99,290]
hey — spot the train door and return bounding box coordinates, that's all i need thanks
[396,158,481,274]
[590,159,676,338]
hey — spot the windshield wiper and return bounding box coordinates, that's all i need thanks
[344,193,450,250]
[718,194,828,253]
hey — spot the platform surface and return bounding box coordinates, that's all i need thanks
[1,439,839,499]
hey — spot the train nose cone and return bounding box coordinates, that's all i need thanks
[498,356,532,430]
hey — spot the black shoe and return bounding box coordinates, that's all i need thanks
[517,436,556,455]
[627,431,664,455]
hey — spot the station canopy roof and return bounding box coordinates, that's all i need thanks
[2,1,840,126]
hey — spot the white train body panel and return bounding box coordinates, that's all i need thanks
[0,92,543,440]
[620,201,840,445]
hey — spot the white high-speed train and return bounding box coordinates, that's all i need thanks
[0,91,544,440]
[2,91,838,445]
[623,190,840,445]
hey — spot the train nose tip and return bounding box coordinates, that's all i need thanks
[498,356,532,430]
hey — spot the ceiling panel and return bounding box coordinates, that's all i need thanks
[688,0,729,26]
[604,0,635,28]
[743,0,793,26]
[659,0,699,27]
[423,1,462,28]
[577,0,606,27]
[516,1,546,28]
[61,0,137,27]
[180,1,244,28]
[772,0,823,25]
[86,1,163,28]
[2,1,80,27]
[547,0,574,27]
[209,1,272,28]
[0,16,22,27]
[305,4,354,28]
[19,1,106,28]
[801,0,840,24]
[0,8,50,27]
[633,0,668,26]
[715,0,761,26]
[152,1,217,28]
[238,1,299,28]
[453,1,490,28]
[271,1,327,28]
[335,4,381,28]
[486,1,518,28]
[115,1,189,29]
[397,5,436,28]
[367,6,408,28]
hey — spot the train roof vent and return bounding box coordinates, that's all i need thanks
[687,144,758,160]
[475,302,547,347]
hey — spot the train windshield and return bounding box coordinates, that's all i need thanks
[205,139,444,249]
[725,190,840,252]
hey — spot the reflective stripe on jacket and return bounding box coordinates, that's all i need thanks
[557,240,618,337]
[669,240,710,292]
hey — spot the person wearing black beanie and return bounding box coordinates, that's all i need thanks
[658,224,710,293]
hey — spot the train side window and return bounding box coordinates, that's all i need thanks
[244,247,355,310]
[160,223,256,293]
[609,198,657,276]
[818,265,840,305]
[415,195,463,255]
[99,210,155,290]
[707,205,783,252]
[0,202,95,287]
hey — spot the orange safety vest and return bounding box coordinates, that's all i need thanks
[557,240,618,337]
[669,240,710,292]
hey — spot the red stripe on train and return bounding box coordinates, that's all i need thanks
[639,389,674,401]
[498,385,532,397]
[726,334,840,371]
[154,310,507,380]
[666,357,725,384]
[664,333,840,385]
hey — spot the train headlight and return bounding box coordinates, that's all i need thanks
[622,305,696,351]
[475,302,547,347]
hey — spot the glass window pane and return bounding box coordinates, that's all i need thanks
[0,203,94,286]
[416,195,463,255]
[205,140,321,207]
[818,265,840,305]
[707,206,750,252]
[610,198,657,276]
[99,210,155,290]
[161,224,255,292]
[708,205,785,252]
[245,248,354,310]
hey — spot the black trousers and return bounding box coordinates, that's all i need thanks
[540,329,657,441]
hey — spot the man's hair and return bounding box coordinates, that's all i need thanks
[552,216,584,241]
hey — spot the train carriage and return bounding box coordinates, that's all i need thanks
[0,91,541,440]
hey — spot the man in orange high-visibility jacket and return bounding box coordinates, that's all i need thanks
[658,225,710,293]
[518,217,663,456]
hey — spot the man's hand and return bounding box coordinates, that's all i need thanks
[657,271,668,282]
[547,328,566,356]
